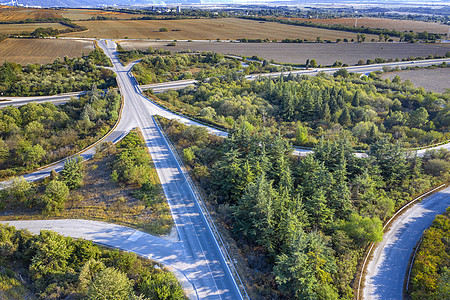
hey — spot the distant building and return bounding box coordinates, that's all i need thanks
[177,6,181,13]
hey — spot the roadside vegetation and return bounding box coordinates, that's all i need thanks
[0,224,184,299]
[409,208,450,299]
[151,69,450,150]
[0,129,172,236]
[0,51,115,97]
[119,47,293,83]
[0,86,120,179]
[159,117,450,299]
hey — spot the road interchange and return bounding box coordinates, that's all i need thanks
[0,40,449,299]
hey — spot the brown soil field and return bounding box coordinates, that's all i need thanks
[382,68,450,93]
[0,38,94,65]
[120,40,450,66]
[61,18,381,41]
[0,22,68,34]
[0,5,61,22]
[280,17,450,35]
[59,9,144,21]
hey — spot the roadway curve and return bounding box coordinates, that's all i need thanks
[0,219,198,296]
[1,40,243,299]
[363,186,450,299]
[1,41,449,298]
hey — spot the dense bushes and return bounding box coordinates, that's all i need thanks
[410,208,450,299]
[154,71,450,149]
[159,118,450,299]
[125,49,294,84]
[109,129,173,234]
[0,225,185,299]
[0,86,120,178]
[0,53,116,96]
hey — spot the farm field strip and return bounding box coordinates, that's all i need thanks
[0,22,68,34]
[382,68,450,93]
[0,5,61,22]
[61,18,382,41]
[59,9,145,21]
[120,40,450,66]
[0,38,94,65]
[279,17,450,34]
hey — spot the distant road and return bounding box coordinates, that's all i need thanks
[364,186,450,300]
[2,58,449,109]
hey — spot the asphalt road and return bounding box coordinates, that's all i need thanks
[0,219,197,298]
[364,186,450,300]
[98,39,242,299]
[1,41,449,298]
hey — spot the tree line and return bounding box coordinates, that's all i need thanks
[129,49,292,85]
[239,16,443,42]
[159,117,450,299]
[0,86,120,179]
[0,53,116,97]
[154,70,450,150]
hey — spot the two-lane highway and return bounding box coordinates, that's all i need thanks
[364,186,450,299]
[98,39,243,299]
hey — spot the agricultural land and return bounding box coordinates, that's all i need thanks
[61,18,381,41]
[0,38,95,64]
[382,68,450,94]
[59,8,145,21]
[279,17,450,35]
[0,22,68,34]
[120,40,450,66]
[0,5,61,22]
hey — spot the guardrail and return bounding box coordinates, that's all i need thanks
[356,183,445,300]
[0,89,125,187]
[405,235,424,292]
[153,116,250,300]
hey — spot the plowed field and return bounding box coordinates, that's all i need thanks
[120,40,450,66]
[0,5,61,22]
[279,17,450,35]
[382,68,450,93]
[0,38,94,65]
[61,18,381,41]
[0,23,68,34]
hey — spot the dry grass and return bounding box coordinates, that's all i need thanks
[382,68,450,93]
[121,40,450,66]
[0,22,68,34]
[280,17,450,35]
[0,153,173,236]
[61,18,381,41]
[0,38,94,65]
[59,9,144,21]
[59,153,173,236]
[0,5,61,22]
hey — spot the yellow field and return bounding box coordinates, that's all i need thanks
[0,5,61,22]
[0,23,68,34]
[0,38,94,65]
[59,9,144,21]
[61,18,381,41]
[280,17,450,35]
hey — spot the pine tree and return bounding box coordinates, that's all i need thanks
[321,103,331,123]
[60,156,84,190]
[352,91,360,107]
[338,107,352,127]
